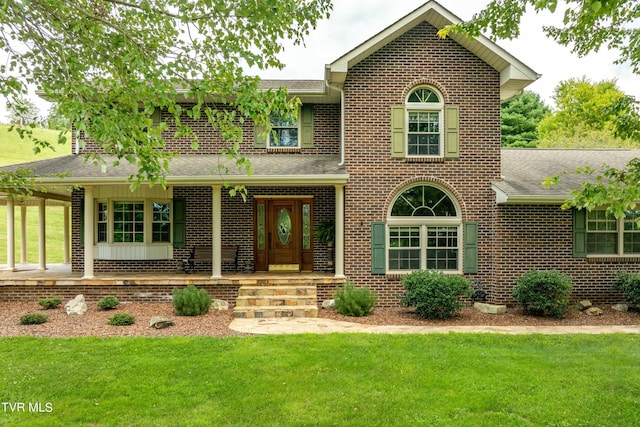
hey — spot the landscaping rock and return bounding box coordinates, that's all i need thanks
[577,300,592,311]
[65,294,87,315]
[321,299,335,310]
[211,299,229,311]
[149,316,174,329]
[473,302,506,315]
[585,307,604,316]
[612,303,629,312]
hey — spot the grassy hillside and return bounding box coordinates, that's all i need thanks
[0,125,70,264]
[0,124,71,166]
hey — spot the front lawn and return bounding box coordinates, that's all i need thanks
[2,334,639,426]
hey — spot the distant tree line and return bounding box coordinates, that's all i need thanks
[501,78,640,149]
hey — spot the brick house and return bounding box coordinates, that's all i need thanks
[2,1,639,307]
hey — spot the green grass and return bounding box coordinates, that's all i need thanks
[2,334,639,426]
[0,125,70,264]
[0,124,70,167]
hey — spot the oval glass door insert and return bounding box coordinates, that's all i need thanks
[277,208,292,245]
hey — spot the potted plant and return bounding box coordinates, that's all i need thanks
[314,218,335,247]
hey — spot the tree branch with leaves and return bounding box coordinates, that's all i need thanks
[1,0,332,190]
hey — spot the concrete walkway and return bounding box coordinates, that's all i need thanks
[230,317,640,335]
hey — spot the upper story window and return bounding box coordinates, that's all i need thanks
[391,87,458,160]
[254,105,314,150]
[406,87,444,157]
[269,113,299,148]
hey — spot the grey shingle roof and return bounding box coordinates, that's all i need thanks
[0,154,347,186]
[494,149,640,203]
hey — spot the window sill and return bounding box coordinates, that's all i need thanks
[587,256,640,263]
[403,157,446,163]
[267,147,301,153]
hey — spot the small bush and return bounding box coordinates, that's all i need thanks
[38,297,62,309]
[401,270,472,320]
[613,270,640,306]
[333,281,378,317]
[512,270,573,318]
[97,296,120,310]
[20,313,48,325]
[172,285,212,316]
[108,313,136,326]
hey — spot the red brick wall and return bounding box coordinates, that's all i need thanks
[495,204,636,305]
[76,104,341,156]
[341,22,501,306]
[71,186,335,274]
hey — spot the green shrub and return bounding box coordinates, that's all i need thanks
[613,270,640,305]
[172,285,212,316]
[38,297,62,309]
[401,270,472,320]
[20,313,48,325]
[108,313,136,326]
[97,296,120,310]
[333,281,378,317]
[512,270,573,318]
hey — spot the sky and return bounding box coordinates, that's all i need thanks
[8,0,639,120]
[254,0,639,108]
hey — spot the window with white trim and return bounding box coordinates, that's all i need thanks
[387,184,461,272]
[269,113,299,147]
[406,87,444,157]
[587,210,640,255]
[95,200,171,244]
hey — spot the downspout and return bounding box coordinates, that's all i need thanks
[325,80,345,166]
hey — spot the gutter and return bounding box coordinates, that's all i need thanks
[325,80,345,166]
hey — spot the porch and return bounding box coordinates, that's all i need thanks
[0,264,345,317]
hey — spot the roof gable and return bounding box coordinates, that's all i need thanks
[326,0,539,100]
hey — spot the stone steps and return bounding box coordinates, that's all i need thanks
[233,284,318,319]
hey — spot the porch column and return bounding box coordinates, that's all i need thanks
[63,203,71,264]
[211,185,222,279]
[20,206,27,264]
[334,184,345,279]
[83,186,95,279]
[37,198,46,270]
[5,199,15,271]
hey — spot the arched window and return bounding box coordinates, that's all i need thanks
[387,184,461,272]
[406,86,444,157]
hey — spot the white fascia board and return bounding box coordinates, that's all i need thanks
[492,184,568,205]
[35,174,350,187]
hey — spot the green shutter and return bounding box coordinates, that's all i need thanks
[390,106,406,158]
[371,222,386,274]
[463,222,478,274]
[573,209,587,258]
[254,124,267,148]
[300,104,314,149]
[444,105,460,158]
[173,199,186,248]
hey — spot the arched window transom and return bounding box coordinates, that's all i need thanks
[391,185,456,217]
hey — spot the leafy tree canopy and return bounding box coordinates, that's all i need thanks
[0,0,332,189]
[441,0,640,216]
[6,96,40,126]
[501,91,550,147]
[537,77,640,148]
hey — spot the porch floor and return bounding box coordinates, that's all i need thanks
[0,263,343,286]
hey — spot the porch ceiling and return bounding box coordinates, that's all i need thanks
[0,154,348,195]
